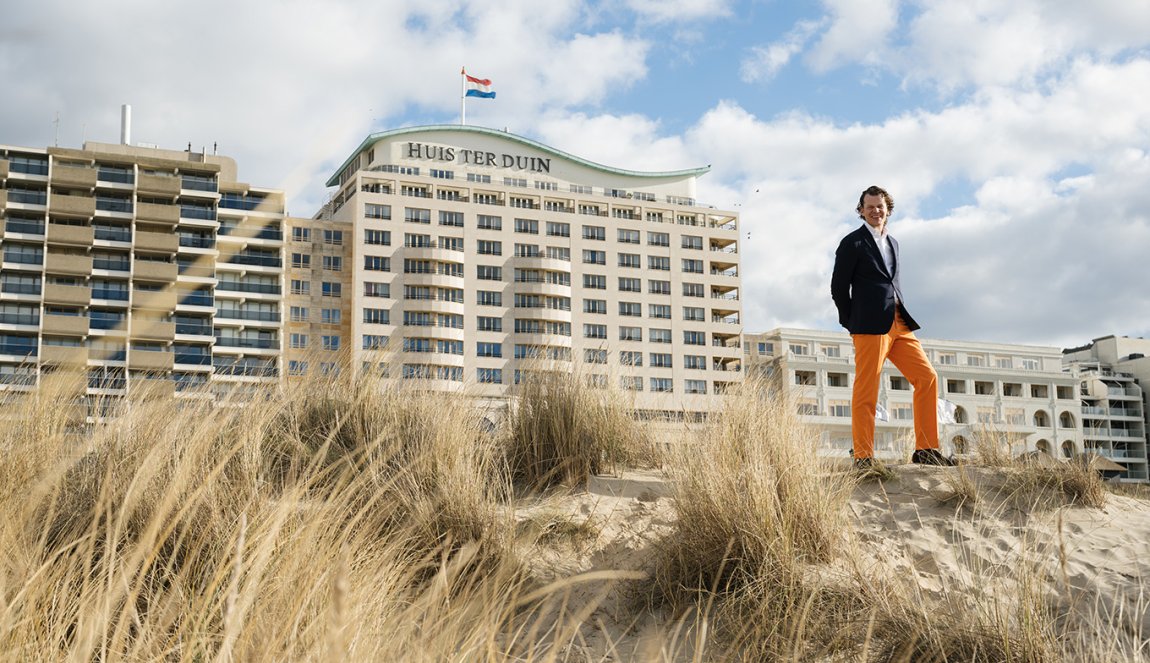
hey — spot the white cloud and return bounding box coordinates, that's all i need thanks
[624,0,732,23]
[807,0,901,72]
[740,20,824,83]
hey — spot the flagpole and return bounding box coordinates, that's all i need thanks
[460,67,466,126]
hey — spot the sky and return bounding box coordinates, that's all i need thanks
[2,0,1149,350]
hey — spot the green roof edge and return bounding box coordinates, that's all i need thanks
[325,124,710,187]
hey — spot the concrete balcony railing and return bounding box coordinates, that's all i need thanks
[135,230,179,253]
[0,160,9,180]
[43,283,91,306]
[40,344,88,367]
[137,173,181,197]
[42,314,90,336]
[49,194,96,218]
[47,223,95,247]
[133,260,178,282]
[45,252,93,276]
[136,202,179,225]
[50,166,98,189]
[128,351,174,372]
[132,289,178,311]
[131,320,176,342]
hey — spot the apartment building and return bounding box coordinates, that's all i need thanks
[745,328,1084,466]
[0,140,286,407]
[1063,336,1150,481]
[288,124,742,418]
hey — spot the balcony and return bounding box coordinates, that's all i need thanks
[137,173,181,197]
[135,230,179,253]
[51,166,97,189]
[40,344,88,367]
[46,223,95,246]
[215,310,280,323]
[131,320,176,341]
[128,351,174,372]
[45,252,93,276]
[214,337,280,350]
[43,283,91,306]
[49,194,96,218]
[132,289,178,311]
[43,314,89,336]
[0,160,8,180]
[136,202,179,225]
[133,260,178,282]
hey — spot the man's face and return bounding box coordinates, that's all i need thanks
[860,194,888,229]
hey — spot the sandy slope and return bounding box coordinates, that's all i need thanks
[514,466,1150,661]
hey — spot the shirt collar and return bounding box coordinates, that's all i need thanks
[865,222,886,240]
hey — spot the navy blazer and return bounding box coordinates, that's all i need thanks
[831,224,920,334]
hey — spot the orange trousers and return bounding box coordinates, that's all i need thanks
[851,312,939,459]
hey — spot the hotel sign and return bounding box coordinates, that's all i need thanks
[404,141,551,173]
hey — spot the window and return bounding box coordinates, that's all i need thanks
[363,308,389,324]
[290,253,311,268]
[1003,383,1023,397]
[322,308,341,324]
[514,218,539,234]
[975,381,994,395]
[619,301,642,317]
[684,355,706,370]
[322,282,342,297]
[583,250,606,265]
[290,333,308,349]
[364,282,390,298]
[405,233,431,248]
[621,376,643,391]
[648,232,669,246]
[966,355,986,367]
[1005,408,1026,425]
[323,256,343,271]
[648,256,670,271]
[619,326,642,342]
[682,259,703,273]
[618,253,641,268]
[477,239,502,255]
[977,407,996,424]
[619,277,641,292]
[618,229,640,244]
[937,353,957,365]
[477,265,502,281]
[290,306,309,322]
[620,350,643,366]
[827,372,849,387]
[649,280,671,295]
[651,378,674,393]
[477,290,503,306]
[890,376,910,390]
[478,368,502,384]
[649,304,671,319]
[650,329,672,344]
[363,335,388,350]
[794,371,816,386]
[365,203,391,219]
[364,229,391,245]
[404,208,431,224]
[582,225,605,241]
[583,299,606,314]
[682,283,704,297]
[583,274,606,289]
[584,349,608,364]
[290,279,310,295]
[546,246,570,261]
[995,356,1014,369]
[477,316,503,332]
[683,330,706,345]
[292,227,311,242]
[546,221,570,237]
[681,235,703,250]
[323,230,343,245]
[288,360,307,376]
[468,173,491,183]
[1022,358,1040,370]
[477,342,502,358]
[789,343,809,356]
[584,323,607,339]
[821,345,841,358]
[685,380,707,395]
[322,335,340,351]
[683,306,704,321]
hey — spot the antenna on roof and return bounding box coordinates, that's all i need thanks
[53,111,60,147]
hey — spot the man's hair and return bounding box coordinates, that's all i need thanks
[856,185,894,220]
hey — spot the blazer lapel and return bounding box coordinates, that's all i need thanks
[859,225,892,279]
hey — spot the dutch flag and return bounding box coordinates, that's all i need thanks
[463,70,495,99]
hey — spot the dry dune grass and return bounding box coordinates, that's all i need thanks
[0,366,1145,662]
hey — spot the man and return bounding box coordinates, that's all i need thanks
[830,185,954,468]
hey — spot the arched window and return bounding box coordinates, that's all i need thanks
[1059,411,1076,429]
[1034,410,1049,427]
[952,435,968,455]
[954,406,969,424]
[1061,439,1077,459]
[1035,439,1051,455]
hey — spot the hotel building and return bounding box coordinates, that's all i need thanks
[0,140,286,406]
[1063,336,1150,481]
[745,328,1087,469]
[288,125,743,417]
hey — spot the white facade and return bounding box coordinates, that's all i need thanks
[745,328,1084,464]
